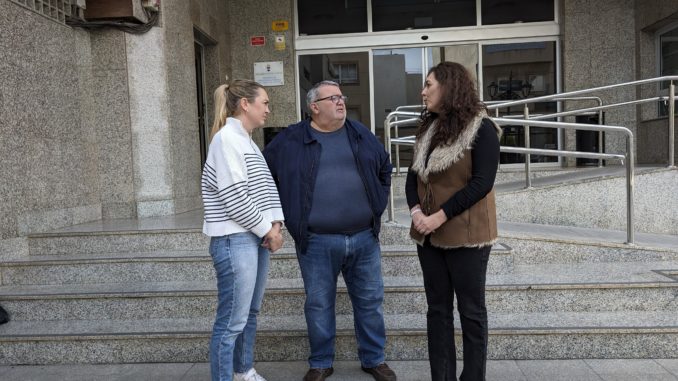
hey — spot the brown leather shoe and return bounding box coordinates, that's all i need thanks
[361,363,397,381]
[303,367,334,381]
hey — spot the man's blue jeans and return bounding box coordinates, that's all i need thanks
[297,229,387,369]
[209,232,269,381]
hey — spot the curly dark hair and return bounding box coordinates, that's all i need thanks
[417,62,486,146]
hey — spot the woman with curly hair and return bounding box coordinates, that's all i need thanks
[405,61,501,381]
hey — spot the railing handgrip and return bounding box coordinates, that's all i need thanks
[669,81,675,168]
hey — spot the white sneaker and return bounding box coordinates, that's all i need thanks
[234,368,268,381]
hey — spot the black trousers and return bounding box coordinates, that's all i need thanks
[417,241,491,381]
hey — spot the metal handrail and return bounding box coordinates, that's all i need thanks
[383,115,636,244]
[487,75,676,167]
[491,96,606,167]
[493,117,635,244]
[391,106,424,174]
[526,96,673,120]
[486,75,678,111]
[384,111,420,175]
[382,76,677,244]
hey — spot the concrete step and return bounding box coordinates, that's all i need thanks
[2,259,675,321]
[498,221,678,263]
[0,311,675,364]
[6,359,678,381]
[393,167,677,236]
[26,225,416,256]
[0,244,513,286]
[496,168,678,235]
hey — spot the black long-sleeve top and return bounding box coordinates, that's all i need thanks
[405,119,500,219]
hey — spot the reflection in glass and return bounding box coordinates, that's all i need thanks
[298,0,367,35]
[374,48,424,153]
[482,41,557,164]
[482,0,554,25]
[373,45,479,169]
[298,52,371,129]
[425,45,478,80]
[372,0,475,31]
[660,25,678,116]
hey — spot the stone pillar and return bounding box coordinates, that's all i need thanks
[125,27,176,217]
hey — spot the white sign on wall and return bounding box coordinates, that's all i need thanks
[254,61,284,86]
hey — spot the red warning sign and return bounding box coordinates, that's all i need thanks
[250,36,265,46]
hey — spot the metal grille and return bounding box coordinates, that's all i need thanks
[10,0,72,24]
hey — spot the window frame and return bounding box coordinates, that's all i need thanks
[656,20,678,116]
[294,0,560,52]
[330,62,360,85]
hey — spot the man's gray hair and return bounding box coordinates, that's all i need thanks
[306,80,340,108]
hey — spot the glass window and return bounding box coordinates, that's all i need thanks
[660,24,678,117]
[483,41,557,164]
[298,52,371,128]
[298,0,367,35]
[482,0,554,25]
[373,48,424,145]
[372,0,476,31]
[331,62,359,85]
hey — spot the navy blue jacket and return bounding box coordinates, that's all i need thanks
[263,119,392,254]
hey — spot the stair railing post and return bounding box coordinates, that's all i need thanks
[669,80,675,168]
[626,129,635,244]
[384,115,395,223]
[524,104,532,188]
[394,116,401,175]
[598,98,604,167]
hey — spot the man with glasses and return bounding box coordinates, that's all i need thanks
[264,81,395,381]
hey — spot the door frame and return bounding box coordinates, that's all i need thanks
[294,17,562,167]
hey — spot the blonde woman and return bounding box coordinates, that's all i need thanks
[202,79,284,381]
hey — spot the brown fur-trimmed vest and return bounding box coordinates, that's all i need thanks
[410,111,501,249]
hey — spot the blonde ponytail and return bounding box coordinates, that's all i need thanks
[210,84,230,142]
[209,79,264,142]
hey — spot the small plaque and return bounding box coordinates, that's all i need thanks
[254,61,284,87]
[272,20,289,31]
[250,36,265,46]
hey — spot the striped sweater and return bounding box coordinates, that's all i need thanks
[201,117,284,238]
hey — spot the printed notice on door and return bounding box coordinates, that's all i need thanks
[254,61,284,86]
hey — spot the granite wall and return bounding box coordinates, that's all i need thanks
[0,0,234,254]
[0,1,101,255]
[635,0,678,164]
[228,0,297,147]
[191,0,233,153]
[561,0,637,166]
[94,0,231,218]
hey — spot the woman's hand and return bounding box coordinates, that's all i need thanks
[262,222,284,252]
[410,205,426,231]
[414,209,447,236]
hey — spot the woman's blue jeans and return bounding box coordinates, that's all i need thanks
[209,232,270,381]
[297,229,386,369]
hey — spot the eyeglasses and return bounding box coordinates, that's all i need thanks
[313,95,348,104]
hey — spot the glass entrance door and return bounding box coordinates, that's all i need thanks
[373,44,479,169]
[298,52,372,129]
[297,40,558,169]
[482,41,558,164]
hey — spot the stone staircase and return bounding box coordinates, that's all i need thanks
[0,213,677,365]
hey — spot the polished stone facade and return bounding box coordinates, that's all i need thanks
[1,0,677,247]
[0,0,231,249]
